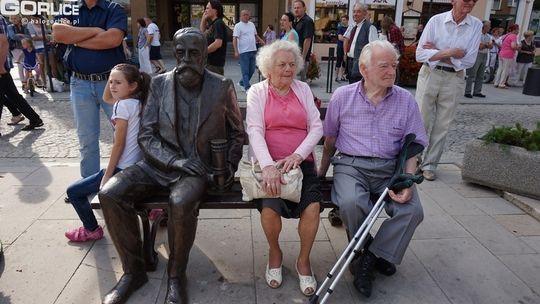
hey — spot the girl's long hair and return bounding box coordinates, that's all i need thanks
[111,63,151,115]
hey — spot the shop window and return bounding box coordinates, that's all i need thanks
[314,1,348,44]
[190,4,205,30]
[223,4,237,30]
[507,0,518,8]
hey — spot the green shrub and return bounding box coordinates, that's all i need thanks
[481,122,540,151]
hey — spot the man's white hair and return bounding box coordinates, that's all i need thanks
[353,2,368,11]
[256,40,304,78]
[359,40,399,67]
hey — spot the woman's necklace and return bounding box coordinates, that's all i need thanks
[270,82,290,96]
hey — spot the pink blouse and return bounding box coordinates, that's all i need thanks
[499,33,517,59]
[246,79,323,169]
[264,87,313,162]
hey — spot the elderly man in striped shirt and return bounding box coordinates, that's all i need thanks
[319,40,427,298]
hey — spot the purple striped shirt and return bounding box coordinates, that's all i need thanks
[324,81,428,159]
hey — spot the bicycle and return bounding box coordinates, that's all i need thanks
[22,62,44,97]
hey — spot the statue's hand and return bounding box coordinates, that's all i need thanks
[173,159,207,176]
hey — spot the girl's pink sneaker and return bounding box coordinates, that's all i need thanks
[65,226,104,242]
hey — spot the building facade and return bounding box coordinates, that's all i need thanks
[122,0,534,59]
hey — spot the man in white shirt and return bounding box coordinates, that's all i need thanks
[343,3,378,84]
[233,10,264,91]
[144,17,166,74]
[415,0,482,181]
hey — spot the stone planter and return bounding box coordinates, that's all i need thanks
[462,139,540,200]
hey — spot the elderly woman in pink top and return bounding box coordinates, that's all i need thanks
[246,40,323,297]
[493,24,520,88]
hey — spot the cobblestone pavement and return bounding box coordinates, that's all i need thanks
[0,99,113,159]
[1,99,539,165]
[1,53,538,164]
[443,104,540,164]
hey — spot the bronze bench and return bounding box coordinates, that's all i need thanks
[91,176,337,271]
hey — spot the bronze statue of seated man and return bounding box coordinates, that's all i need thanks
[99,27,245,304]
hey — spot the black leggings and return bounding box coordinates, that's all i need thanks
[336,46,345,68]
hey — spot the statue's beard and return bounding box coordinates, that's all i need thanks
[176,66,203,88]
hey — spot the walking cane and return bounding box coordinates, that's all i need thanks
[309,133,424,304]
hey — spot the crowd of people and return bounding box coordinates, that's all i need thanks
[460,22,537,98]
[1,0,538,303]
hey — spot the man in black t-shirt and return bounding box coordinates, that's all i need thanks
[293,0,314,81]
[200,0,228,75]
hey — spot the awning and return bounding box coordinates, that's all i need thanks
[365,0,397,5]
[423,0,452,3]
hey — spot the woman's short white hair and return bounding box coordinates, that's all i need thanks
[359,40,399,67]
[256,40,304,78]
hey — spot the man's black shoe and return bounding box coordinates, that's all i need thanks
[375,257,396,276]
[102,273,148,304]
[328,208,343,226]
[64,196,71,203]
[165,277,188,304]
[473,93,486,98]
[350,254,396,276]
[353,249,376,297]
[464,93,473,98]
[21,121,43,131]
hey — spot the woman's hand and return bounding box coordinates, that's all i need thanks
[262,165,286,196]
[201,12,209,25]
[275,153,303,173]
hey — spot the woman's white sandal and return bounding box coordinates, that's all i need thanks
[296,261,317,296]
[265,263,282,289]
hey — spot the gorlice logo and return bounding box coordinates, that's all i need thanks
[1,0,79,16]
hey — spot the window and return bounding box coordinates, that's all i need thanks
[507,0,518,8]
[314,0,348,43]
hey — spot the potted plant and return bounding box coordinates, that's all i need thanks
[461,122,540,199]
[398,44,422,86]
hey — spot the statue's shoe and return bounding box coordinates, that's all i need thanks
[165,277,188,304]
[102,273,148,304]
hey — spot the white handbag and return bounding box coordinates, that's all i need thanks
[238,158,303,203]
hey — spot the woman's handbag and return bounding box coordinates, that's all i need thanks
[238,158,303,203]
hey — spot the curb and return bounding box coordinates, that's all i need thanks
[503,192,540,221]
[453,161,540,223]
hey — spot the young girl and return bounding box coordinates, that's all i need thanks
[64,64,151,242]
[19,38,41,92]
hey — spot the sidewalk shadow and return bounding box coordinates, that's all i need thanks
[0,293,11,304]
[0,254,10,303]
[0,128,50,204]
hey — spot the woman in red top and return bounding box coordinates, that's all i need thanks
[381,16,404,55]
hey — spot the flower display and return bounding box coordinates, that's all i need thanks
[398,44,422,86]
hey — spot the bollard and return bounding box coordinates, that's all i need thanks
[522,66,540,96]
[326,47,335,93]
